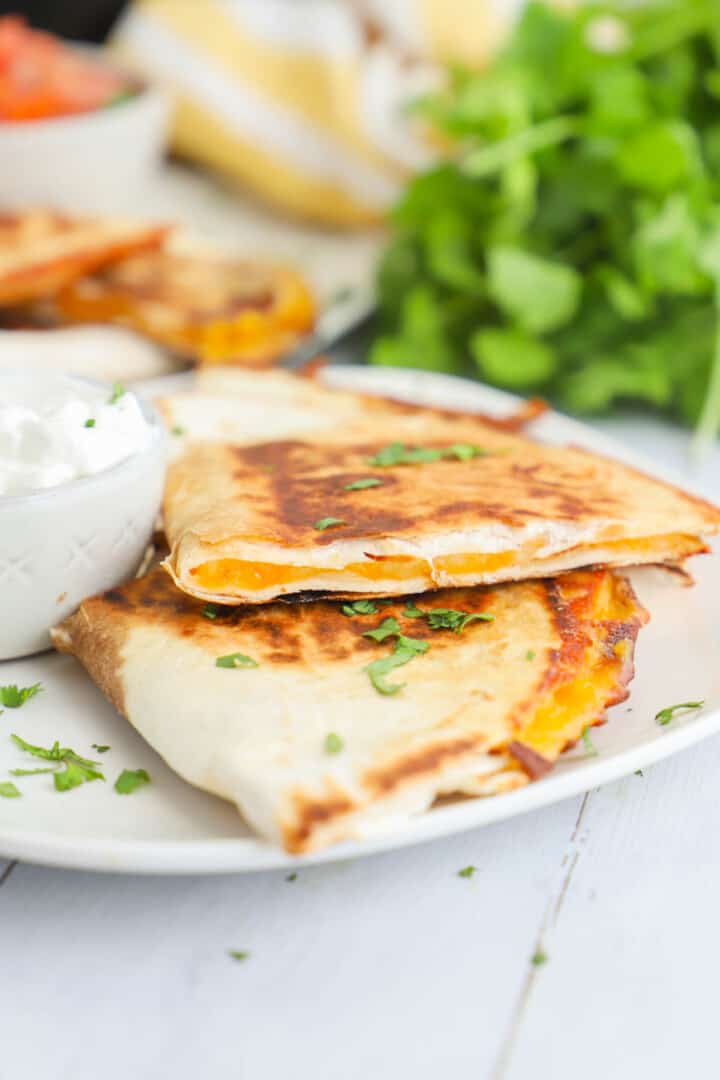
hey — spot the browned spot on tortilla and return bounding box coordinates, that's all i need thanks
[365,736,483,796]
[284,785,357,854]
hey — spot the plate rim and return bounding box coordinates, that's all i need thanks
[1,365,718,874]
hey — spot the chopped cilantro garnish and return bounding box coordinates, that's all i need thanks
[84,418,96,429]
[115,768,151,795]
[54,760,104,792]
[203,603,220,620]
[363,616,402,643]
[228,950,250,962]
[426,609,495,633]
[581,726,598,757]
[458,865,477,879]
[215,653,258,669]
[0,683,42,709]
[92,744,111,754]
[286,872,298,882]
[367,442,492,467]
[367,443,444,467]
[402,600,425,618]
[344,478,383,491]
[526,649,536,661]
[171,425,186,436]
[0,781,20,799]
[324,733,344,755]
[313,517,346,531]
[655,701,704,726]
[531,949,548,968]
[364,638,429,695]
[10,734,98,770]
[9,767,57,776]
[341,599,379,617]
[635,770,644,778]
[108,381,126,405]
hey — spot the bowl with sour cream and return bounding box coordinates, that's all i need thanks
[0,372,166,659]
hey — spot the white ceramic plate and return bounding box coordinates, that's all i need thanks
[1,367,718,874]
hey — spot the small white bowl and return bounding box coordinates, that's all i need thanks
[0,65,169,212]
[0,374,166,660]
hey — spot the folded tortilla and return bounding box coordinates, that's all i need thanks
[0,210,168,305]
[51,251,315,364]
[156,366,543,446]
[162,423,720,604]
[52,564,646,852]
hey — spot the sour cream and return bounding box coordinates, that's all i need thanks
[0,377,153,496]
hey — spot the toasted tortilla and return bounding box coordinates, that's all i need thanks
[52,564,646,853]
[0,210,169,306]
[156,366,545,446]
[51,251,315,364]
[162,422,720,604]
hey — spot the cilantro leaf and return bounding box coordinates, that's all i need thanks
[0,781,20,798]
[10,734,99,771]
[344,478,383,491]
[458,865,477,878]
[341,600,380,617]
[323,733,344,755]
[531,949,548,967]
[228,950,250,962]
[364,638,429,696]
[0,683,42,709]
[171,425,186,436]
[215,653,259,669]
[526,649,536,661]
[402,600,425,618]
[367,443,444,467]
[486,247,582,335]
[655,700,704,726]
[92,744,111,754]
[285,872,298,882]
[9,767,58,776]
[426,609,495,633]
[313,517,346,531]
[114,768,151,795]
[203,603,220,620]
[363,616,403,643]
[108,381,126,405]
[84,418,96,428]
[581,726,598,757]
[54,760,104,792]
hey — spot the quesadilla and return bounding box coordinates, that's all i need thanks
[50,250,315,364]
[156,366,545,446]
[0,210,168,306]
[162,424,720,605]
[52,564,646,853]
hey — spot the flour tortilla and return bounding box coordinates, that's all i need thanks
[162,420,720,604]
[52,565,645,853]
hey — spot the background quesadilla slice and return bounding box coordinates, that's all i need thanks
[0,209,169,306]
[52,565,646,853]
[162,429,720,605]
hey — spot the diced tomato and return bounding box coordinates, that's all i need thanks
[0,15,132,122]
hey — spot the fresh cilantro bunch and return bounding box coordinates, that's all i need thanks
[372,0,720,454]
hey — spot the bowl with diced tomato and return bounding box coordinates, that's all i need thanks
[0,16,169,210]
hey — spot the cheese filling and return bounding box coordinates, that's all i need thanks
[188,533,695,594]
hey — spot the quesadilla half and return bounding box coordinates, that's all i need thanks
[162,425,720,605]
[50,250,315,364]
[52,564,646,853]
[0,210,168,306]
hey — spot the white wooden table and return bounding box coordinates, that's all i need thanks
[2,168,720,1079]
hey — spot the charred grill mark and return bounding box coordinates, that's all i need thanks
[507,741,553,779]
[365,737,482,796]
[285,787,357,853]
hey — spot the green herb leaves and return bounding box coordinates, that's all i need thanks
[0,683,42,709]
[203,603,220,620]
[581,726,598,757]
[426,609,495,633]
[364,639,429,696]
[363,617,403,643]
[371,0,720,448]
[458,865,477,879]
[655,700,704,726]
[344,478,383,491]
[323,733,344,755]
[108,381,126,405]
[367,442,490,467]
[313,517,346,531]
[84,418,96,429]
[531,949,548,968]
[228,950,250,962]
[0,782,20,799]
[11,735,105,792]
[341,600,380,617]
[215,653,259,669]
[115,768,151,795]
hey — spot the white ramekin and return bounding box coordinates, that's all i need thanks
[0,373,166,659]
[0,74,169,213]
